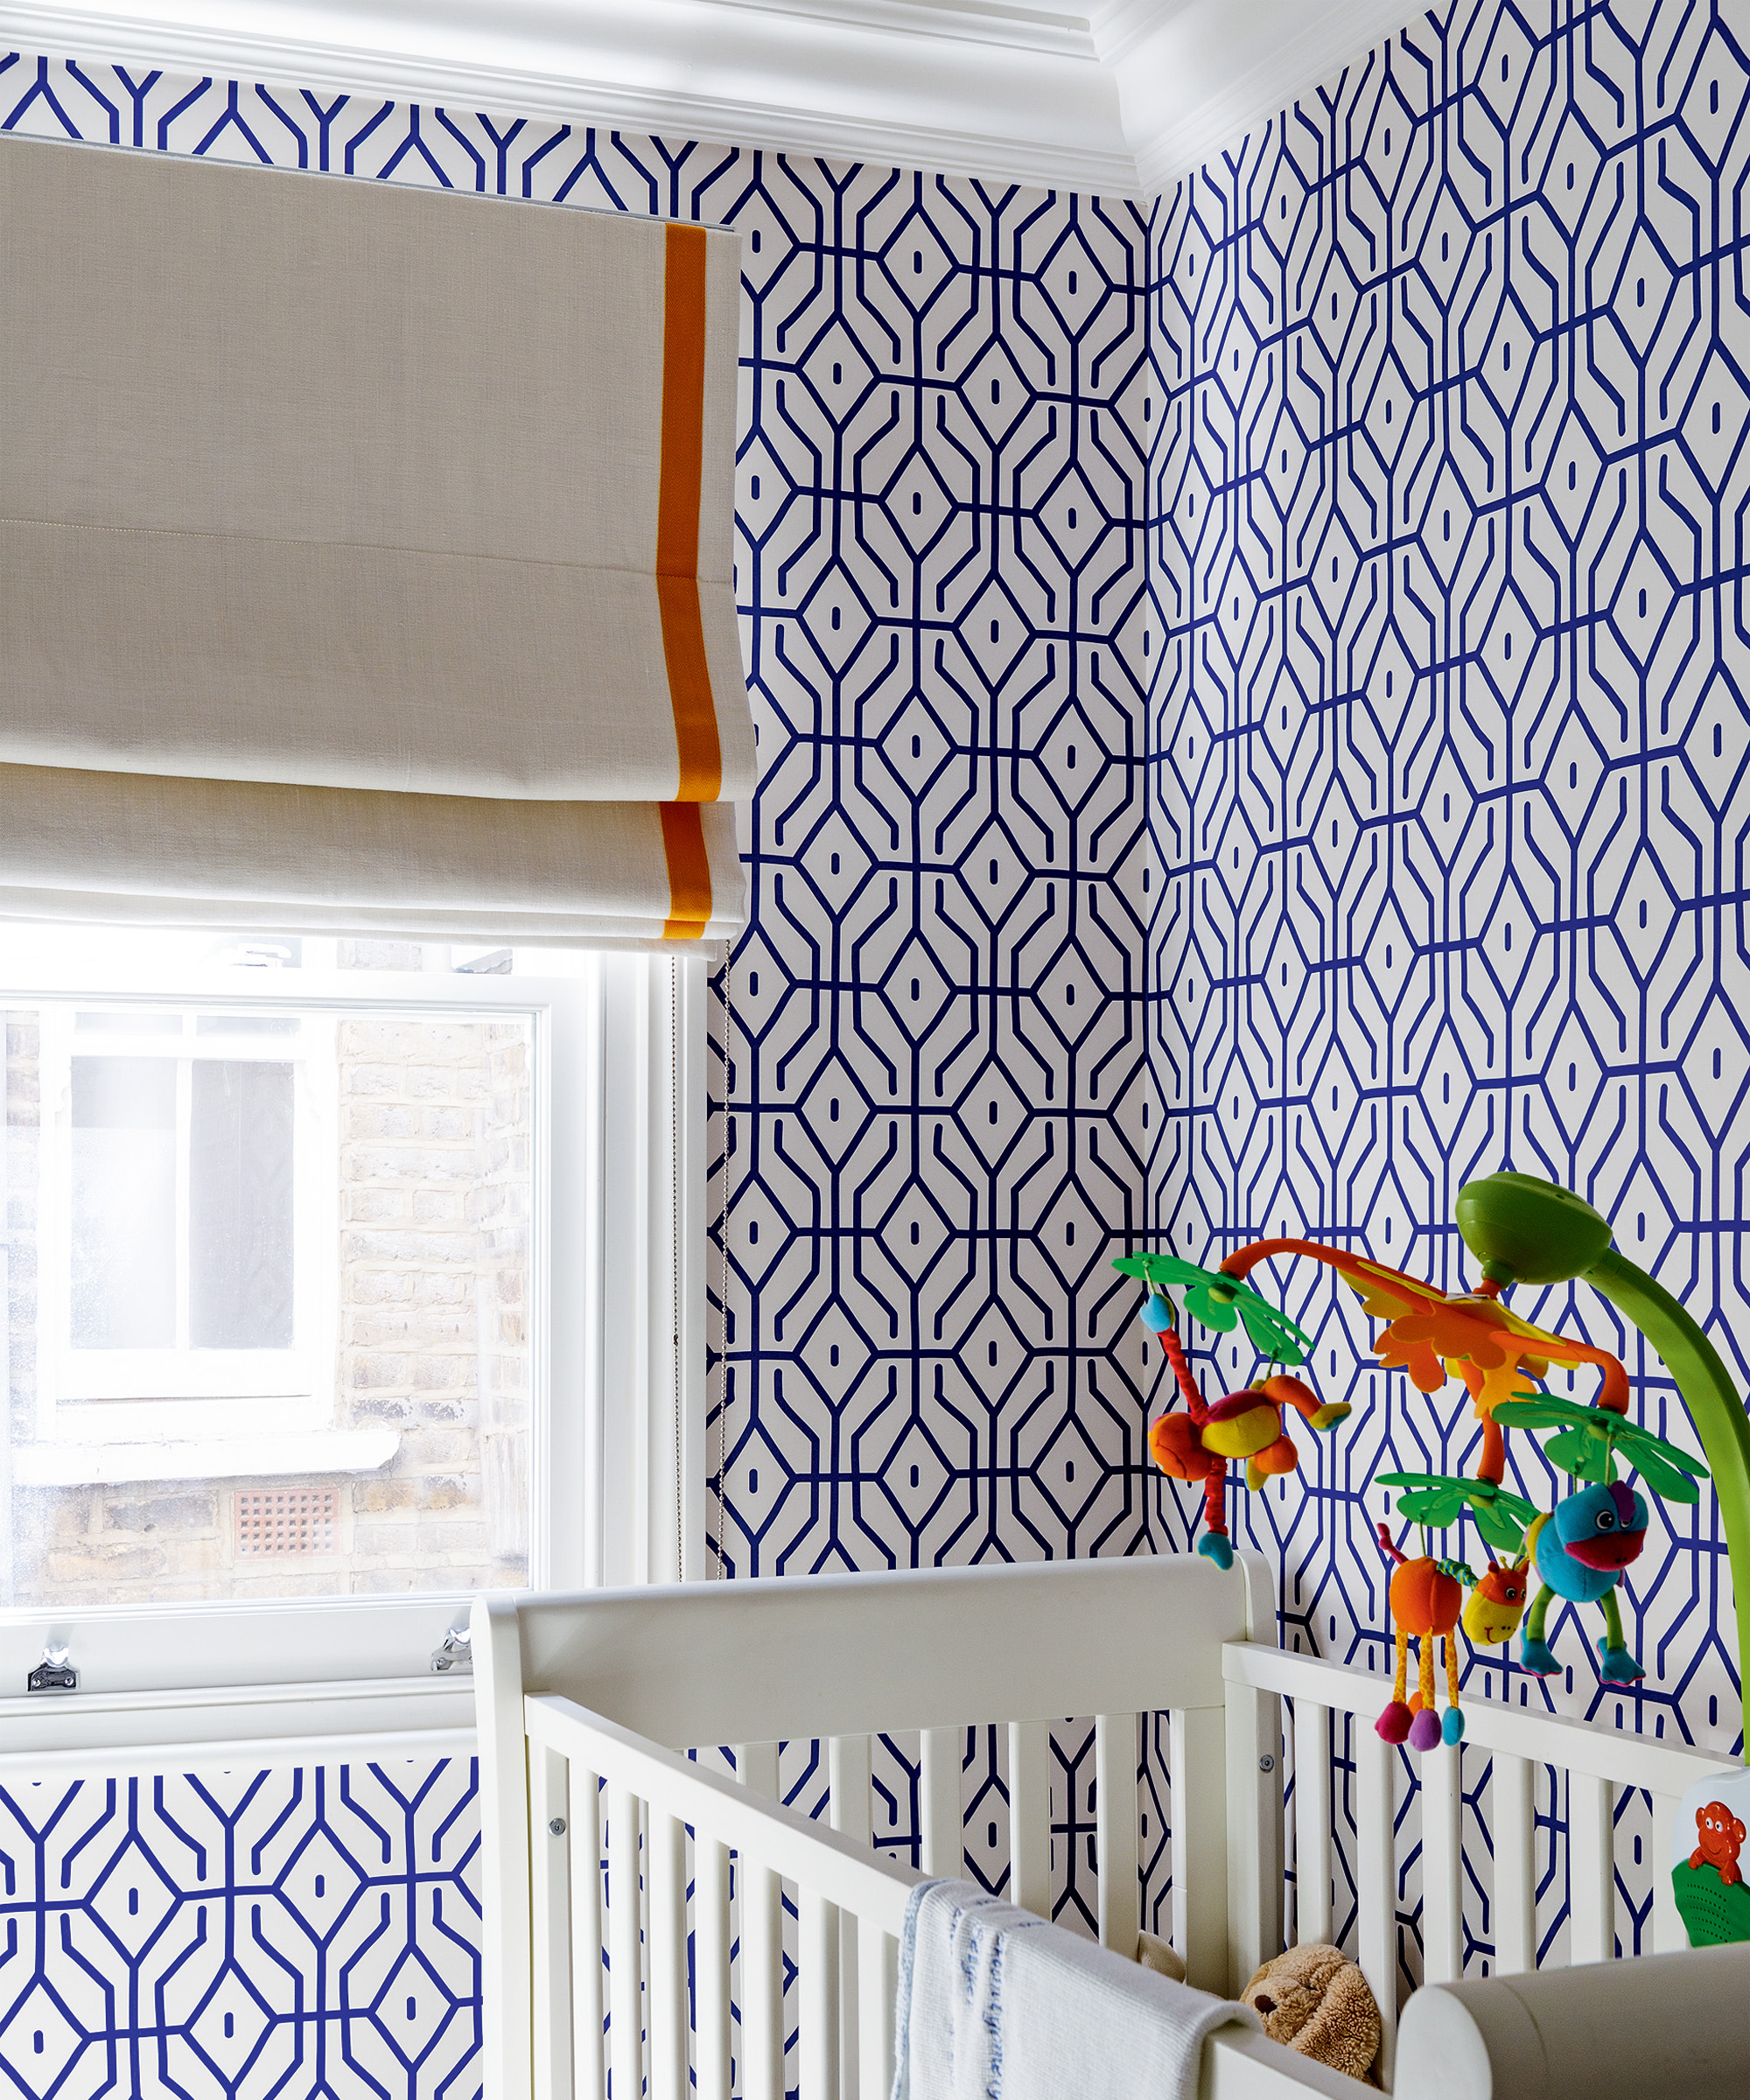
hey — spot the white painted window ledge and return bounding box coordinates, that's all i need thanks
[0,1674,476,1778]
[10,1426,401,1485]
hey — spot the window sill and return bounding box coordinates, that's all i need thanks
[10,1426,400,1486]
[0,1674,474,1778]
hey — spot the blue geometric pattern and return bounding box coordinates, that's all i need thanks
[1149,0,1750,1991]
[0,1761,480,2100]
[710,164,1151,1584]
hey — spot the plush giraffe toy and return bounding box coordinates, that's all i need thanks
[1460,1550,1531,1648]
[1373,1523,1466,1751]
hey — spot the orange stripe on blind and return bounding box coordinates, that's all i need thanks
[659,800,714,941]
[657,222,724,803]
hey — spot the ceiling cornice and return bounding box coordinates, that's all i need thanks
[0,0,1138,190]
[702,0,1096,60]
[0,0,1418,200]
[1101,0,1427,192]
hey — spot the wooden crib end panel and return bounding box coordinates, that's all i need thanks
[507,1555,1251,1746]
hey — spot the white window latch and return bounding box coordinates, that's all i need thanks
[28,1642,77,1694]
[430,1623,472,1676]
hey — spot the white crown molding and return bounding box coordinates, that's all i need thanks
[1101,0,1418,195]
[704,0,1096,59]
[0,0,1139,192]
[1086,0,1190,66]
[1,0,1417,200]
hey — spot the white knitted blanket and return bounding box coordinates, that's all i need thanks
[890,1879,1259,2100]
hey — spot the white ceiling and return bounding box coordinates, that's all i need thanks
[0,0,1418,193]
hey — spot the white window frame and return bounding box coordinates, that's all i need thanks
[0,939,708,1757]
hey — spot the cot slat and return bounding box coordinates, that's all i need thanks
[1493,1750,1536,1977]
[1651,1793,1688,1953]
[693,1834,732,2100]
[1354,1724,1396,2088]
[1170,1705,1228,1994]
[800,1886,840,2100]
[1008,1719,1052,1918]
[568,1767,605,2100]
[1421,1742,1462,1984]
[1096,1712,1140,1956]
[920,1726,962,1876]
[1292,1699,1332,1947]
[531,1744,574,2100]
[606,1784,643,2100]
[647,1807,687,2100]
[1570,1771,1615,1965]
[1224,1676,1282,1987]
[858,1924,898,2100]
[736,1741,785,2100]
[830,1733,872,1843]
[830,1734,872,2100]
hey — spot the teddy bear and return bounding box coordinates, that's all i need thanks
[1240,1942,1382,2084]
[1134,1929,1186,1981]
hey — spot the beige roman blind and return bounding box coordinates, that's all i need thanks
[0,132,752,943]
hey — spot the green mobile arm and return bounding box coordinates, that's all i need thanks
[1586,1247,1750,1754]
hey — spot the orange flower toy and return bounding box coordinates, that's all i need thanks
[1116,1254,1350,1571]
[1371,1292,1628,1486]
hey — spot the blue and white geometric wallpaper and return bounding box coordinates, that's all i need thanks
[7,0,1750,2068]
[1150,0,1750,1986]
[708,152,1152,1580]
[0,1760,480,2100]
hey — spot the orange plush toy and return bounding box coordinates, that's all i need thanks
[1150,1365,1347,1572]
[1373,1523,1466,1752]
[1692,1803,1746,1888]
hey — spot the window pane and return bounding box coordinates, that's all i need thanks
[189,1060,295,1349]
[4,972,540,1609]
[76,1011,182,1033]
[70,1054,177,1348]
[195,1015,301,1036]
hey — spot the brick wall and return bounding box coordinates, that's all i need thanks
[4,963,531,1606]
[337,1008,531,1592]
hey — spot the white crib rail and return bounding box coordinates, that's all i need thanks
[479,1561,1743,2100]
[1228,1642,1740,2088]
[524,1692,916,2100]
[520,1688,1354,2100]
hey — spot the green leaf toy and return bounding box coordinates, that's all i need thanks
[1112,1253,1312,1365]
[1491,1396,1711,1505]
[1375,1471,1539,1555]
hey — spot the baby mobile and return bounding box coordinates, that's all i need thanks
[1116,1174,1748,1768]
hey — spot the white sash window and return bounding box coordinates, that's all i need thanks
[0,930,707,1763]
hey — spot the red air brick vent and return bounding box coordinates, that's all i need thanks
[234,1488,339,1557]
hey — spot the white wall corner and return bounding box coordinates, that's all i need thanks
[3,0,1422,199]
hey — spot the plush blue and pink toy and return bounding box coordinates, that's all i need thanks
[1516,1480,1649,1684]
